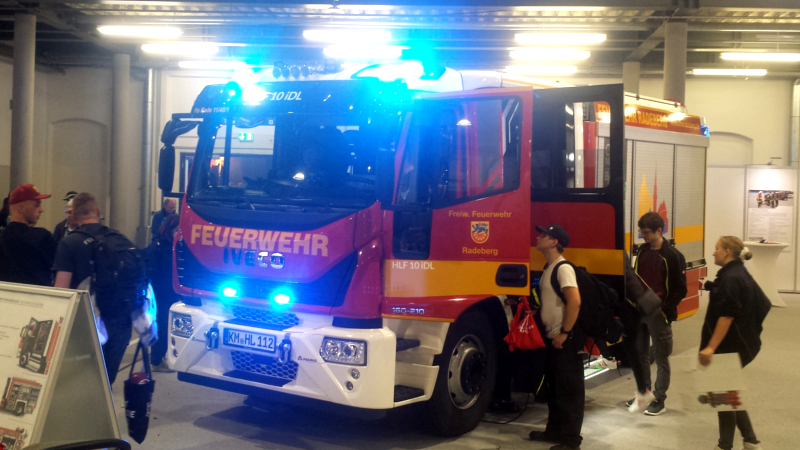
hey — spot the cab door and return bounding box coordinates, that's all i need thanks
[384,88,532,302]
[529,84,626,291]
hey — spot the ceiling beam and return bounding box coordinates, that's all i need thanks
[626,21,666,61]
[33,7,125,53]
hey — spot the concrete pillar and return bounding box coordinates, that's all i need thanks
[663,20,688,104]
[10,14,36,188]
[622,61,640,95]
[136,68,155,247]
[110,54,130,231]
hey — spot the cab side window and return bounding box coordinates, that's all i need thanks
[398,97,521,207]
[532,100,611,189]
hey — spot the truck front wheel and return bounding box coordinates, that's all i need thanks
[19,353,28,367]
[14,403,24,416]
[424,310,497,436]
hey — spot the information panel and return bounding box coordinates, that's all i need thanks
[0,283,118,449]
[746,189,794,245]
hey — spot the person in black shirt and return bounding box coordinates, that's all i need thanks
[54,192,131,385]
[53,191,78,244]
[0,184,56,286]
[151,198,177,240]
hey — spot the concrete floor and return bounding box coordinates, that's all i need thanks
[110,293,800,450]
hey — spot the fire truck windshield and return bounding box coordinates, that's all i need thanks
[189,111,401,210]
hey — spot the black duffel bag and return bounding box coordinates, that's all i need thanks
[124,343,155,444]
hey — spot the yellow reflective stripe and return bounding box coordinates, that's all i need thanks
[674,224,704,244]
[383,260,530,298]
[530,247,625,276]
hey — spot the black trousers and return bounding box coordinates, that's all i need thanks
[102,316,132,386]
[718,410,758,449]
[544,335,584,448]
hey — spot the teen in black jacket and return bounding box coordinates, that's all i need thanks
[700,236,764,450]
[634,237,687,322]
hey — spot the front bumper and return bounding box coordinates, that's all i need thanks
[168,302,397,409]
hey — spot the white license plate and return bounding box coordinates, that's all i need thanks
[223,329,276,353]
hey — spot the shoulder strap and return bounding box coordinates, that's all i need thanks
[550,260,571,304]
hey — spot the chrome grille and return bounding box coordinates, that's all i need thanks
[231,351,298,381]
[232,306,300,328]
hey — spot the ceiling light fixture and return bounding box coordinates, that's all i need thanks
[720,52,800,62]
[142,43,219,55]
[692,69,767,76]
[178,60,248,70]
[509,48,590,60]
[514,33,606,45]
[303,29,391,44]
[323,45,404,59]
[505,65,578,75]
[98,26,182,38]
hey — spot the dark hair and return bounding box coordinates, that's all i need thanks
[555,243,564,253]
[638,211,665,232]
[158,214,180,239]
[72,192,99,219]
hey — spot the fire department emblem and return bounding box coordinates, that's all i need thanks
[470,221,490,244]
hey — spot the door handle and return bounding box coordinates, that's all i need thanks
[495,264,528,288]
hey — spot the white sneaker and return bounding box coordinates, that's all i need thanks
[588,357,618,370]
[742,442,762,450]
[628,389,656,413]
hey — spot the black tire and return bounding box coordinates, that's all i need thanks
[424,310,497,437]
[14,403,24,416]
[19,353,28,367]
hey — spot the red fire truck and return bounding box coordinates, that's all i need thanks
[160,62,708,435]
[17,317,62,375]
[1,377,41,416]
[0,427,27,450]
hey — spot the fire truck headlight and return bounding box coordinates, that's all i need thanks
[319,338,367,366]
[171,313,193,338]
[222,286,239,298]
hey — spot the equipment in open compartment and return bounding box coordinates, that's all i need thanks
[1,377,42,416]
[17,317,63,374]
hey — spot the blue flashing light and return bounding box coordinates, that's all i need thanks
[232,68,259,87]
[274,294,291,305]
[354,61,424,82]
[242,86,267,105]
[222,287,238,298]
[701,125,710,137]
[228,89,237,97]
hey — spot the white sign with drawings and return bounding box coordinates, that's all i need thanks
[0,283,118,449]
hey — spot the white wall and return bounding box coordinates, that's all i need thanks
[0,62,143,238]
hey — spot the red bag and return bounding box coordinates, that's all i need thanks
[504,297,546,351]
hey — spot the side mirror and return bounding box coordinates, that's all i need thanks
[158,145,175,193]
[376,149,396,208]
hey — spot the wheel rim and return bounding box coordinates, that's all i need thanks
[447,334,487,410]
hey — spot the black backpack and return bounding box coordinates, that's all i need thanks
[550,261,624,343]
[78,228,148,318]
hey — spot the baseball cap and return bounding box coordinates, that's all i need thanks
[63,191,78,201]
[9,184,51,205]
[535,223,570,248]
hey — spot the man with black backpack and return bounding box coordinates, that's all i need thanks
[528,224,583,450]
[629,211,688,416]
[54,192,148,385]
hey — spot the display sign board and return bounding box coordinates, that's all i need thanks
[746,189,794,246]
[671,353,747,413]
[0,283,118,449]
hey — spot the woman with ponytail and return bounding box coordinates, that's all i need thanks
[701,236,764,450]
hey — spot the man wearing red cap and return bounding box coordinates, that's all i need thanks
[0,184,57,286]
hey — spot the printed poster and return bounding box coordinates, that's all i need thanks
[746,190,794,246]
[0,292,70,450]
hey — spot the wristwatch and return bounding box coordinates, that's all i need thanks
[560,327,573,339]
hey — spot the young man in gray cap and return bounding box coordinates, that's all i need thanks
[53,191,78,244]
[529,223,584,450]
